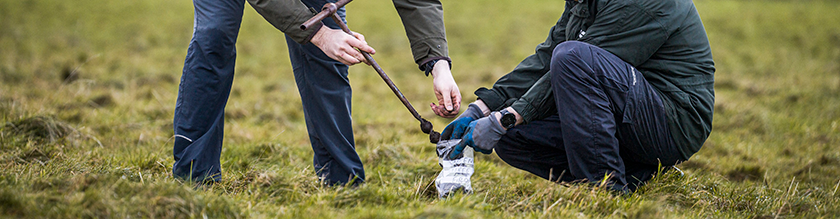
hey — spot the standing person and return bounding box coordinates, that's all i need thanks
[443,0,715,192]
[173,0,461,185]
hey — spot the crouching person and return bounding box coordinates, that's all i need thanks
[441,0,715,193]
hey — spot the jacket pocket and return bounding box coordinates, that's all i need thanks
[597,73,634,124]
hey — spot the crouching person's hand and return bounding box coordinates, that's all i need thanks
[449,112,506,159]
[440,102,488,140]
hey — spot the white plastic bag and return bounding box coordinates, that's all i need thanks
[434,139,474,198]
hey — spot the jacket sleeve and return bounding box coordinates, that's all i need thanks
[392,0,449,68]
[577,0,668,66]
[247,0,323,44]
[474,4,570,121]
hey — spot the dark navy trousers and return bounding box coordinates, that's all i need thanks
[173,0,364,185]
[495,41,682,191]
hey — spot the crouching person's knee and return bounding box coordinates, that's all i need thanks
[550,41,594,88]
[551,41,591,67]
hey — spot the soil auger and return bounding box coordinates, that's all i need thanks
[301,0,441,143]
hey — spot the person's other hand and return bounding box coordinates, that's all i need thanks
[429,61,461,118]
[440,103,484,140]
[310,27,375,66]
[441,117,473,141]
[449,112,506,159]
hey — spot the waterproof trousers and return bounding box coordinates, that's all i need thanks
[495,41,682,192]
[172,0,364,185]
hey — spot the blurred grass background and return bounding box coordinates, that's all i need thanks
[1,0,839,218]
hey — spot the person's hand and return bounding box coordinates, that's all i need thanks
[449,112,506,159]
[310,27,375,66]
[440,103,485,140]
[441,117,473,141]
[429,61,461,118]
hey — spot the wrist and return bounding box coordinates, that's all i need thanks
[430,61,451,78]
[497,109,517,130]
[463,103,483,119]
[503,107,524,126]
[473,100,491,116]
[421,57,452,77]
[303,22,324,44]
[310,27,328,48]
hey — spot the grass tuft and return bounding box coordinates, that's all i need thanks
[2,116,76,143]
[0,189,25,217]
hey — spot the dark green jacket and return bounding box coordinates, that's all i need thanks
[247,0,448,68]
[474,0,715,160]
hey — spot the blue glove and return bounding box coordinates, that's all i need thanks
[441,103,485,140]
[450,113,507,159]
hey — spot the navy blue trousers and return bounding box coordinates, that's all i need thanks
[173,0,364,185]
[495,41,682,191]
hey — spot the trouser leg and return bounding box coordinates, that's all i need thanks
[172,0,244,182]
[495,115,576,183]
[549,41,681,191]
[496,114,666,190]
[287,0,362,185]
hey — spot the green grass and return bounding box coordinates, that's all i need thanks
[2,0,839,218]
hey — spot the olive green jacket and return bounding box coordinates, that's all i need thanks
[247,0,448,67]
[474,0,715,160]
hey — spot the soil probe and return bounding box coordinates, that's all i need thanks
[301,0,441,143]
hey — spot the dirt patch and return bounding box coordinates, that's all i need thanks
[89,94,114,108]
[726,166,765,182]
[60,65,80,84]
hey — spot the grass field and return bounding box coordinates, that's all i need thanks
[1,0,839,218]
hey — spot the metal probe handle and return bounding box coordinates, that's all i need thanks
[300,0,353,31]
